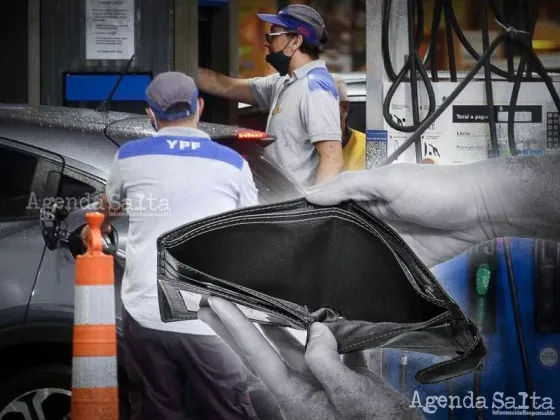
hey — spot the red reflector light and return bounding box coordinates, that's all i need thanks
[236,130,269,140]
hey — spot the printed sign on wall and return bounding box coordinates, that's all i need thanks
[86,0,135,60]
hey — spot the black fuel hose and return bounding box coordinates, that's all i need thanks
[507,0,542,156]
[414,0,424,60]
[384,32,509,164]
[482,0,499,158]
[382,0,425,83]
[384,20,560,165]
[443,0,457,82]
[408,0,423,162]
[429,0,444,82]
[382,0,437,136]
[504,237,535,415]
[445,0,543,82]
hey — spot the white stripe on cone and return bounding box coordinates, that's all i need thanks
[72,356,118,388]
[74,285,116,325]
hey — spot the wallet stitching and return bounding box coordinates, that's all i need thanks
[417,326,484,377]
[158,279,191,320]
[164,207,357,245]
[339,311,452,351]
[159,200,305,246]
[445,321,465,351]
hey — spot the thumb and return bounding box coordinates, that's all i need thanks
[304,323,345,382]
[305,170,390,206]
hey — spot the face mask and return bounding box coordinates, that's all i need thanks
[266,42,293,76]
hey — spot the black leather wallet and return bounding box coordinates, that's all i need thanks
[156,198,487,384]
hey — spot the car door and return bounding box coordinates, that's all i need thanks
[0,138,64,328]
[29,167,129,338]
[27,167,108,324]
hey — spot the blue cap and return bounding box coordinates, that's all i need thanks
[145,72,198,121]
[258,4,326,47]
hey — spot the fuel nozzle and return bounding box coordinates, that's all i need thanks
[469,243,497,334]
[476,263,492,296]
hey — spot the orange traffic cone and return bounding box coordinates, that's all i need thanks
[71,212,119,420]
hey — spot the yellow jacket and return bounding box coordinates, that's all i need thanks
[342,128,366,171]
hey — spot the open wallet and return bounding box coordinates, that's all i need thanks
[156,198,487,384]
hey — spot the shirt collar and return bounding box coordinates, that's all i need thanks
[292,60,327,80]
[156,126,211,139]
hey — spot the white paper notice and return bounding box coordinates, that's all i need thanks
[86,0,135,60]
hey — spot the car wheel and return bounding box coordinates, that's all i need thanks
[0,365,71,420]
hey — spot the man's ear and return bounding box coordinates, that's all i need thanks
[146,108,156,122]
[197,98,205,119]
[290,34,303,53]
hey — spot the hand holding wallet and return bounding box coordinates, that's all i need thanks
[156,198,487,384]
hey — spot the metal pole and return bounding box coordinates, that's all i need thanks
[175,0,199,79]
[28,0,41,105]
[365,0,386,169]
[365,0,411,168]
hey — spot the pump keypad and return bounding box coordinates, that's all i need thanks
[548,112,560,148]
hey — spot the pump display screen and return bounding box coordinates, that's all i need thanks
[497,111,533,122]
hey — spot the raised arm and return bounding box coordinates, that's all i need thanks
[196,68,256,105]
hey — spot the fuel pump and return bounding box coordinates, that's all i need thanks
[367,0,560,167]
[368,0,560,418]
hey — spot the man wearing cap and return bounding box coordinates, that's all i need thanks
[197,4,344,189]
[81,72,258,420]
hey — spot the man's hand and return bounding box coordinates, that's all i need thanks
[198,297,424,420]
[305,164,492,268]
[80,224,112,248]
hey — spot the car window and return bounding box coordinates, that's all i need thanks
[58,174,97,200]
[0,146,39,219]
[55,170,103,213]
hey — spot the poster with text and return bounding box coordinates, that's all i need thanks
[86,0,135,60]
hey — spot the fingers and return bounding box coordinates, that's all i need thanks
[305,170,391,206]
[80,226,90,245]
[204,297,292,395]
[304,323,349,387]
[197,307,258,378]
[258,325,309,374]
[305,323,376,413]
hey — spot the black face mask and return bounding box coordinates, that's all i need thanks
[265,43,293,76]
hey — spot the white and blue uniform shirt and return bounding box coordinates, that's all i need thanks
[105,126,258,335]
[249,60,342,188]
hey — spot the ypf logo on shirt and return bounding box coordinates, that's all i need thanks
[166,139,201,150]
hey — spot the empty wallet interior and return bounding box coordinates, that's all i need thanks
[162,208,447,325]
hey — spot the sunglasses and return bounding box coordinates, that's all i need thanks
[264,31,297,44]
